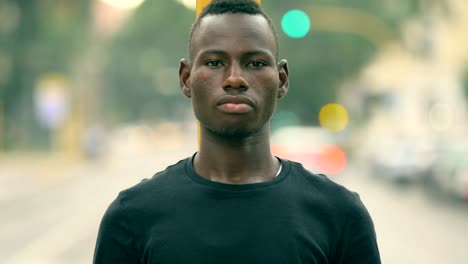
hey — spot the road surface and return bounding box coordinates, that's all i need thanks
[1,150,467,264]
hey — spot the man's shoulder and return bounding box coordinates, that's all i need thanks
[112,157,189,211]
[138,157,188,187]
[288,160,362,207]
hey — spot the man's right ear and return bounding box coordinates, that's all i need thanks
[179,59,191,98]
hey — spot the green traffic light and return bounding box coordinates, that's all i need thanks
[281,9,310,39]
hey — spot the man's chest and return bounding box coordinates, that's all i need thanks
[137,201,334,264]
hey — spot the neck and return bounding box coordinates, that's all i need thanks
[194,125,280,184]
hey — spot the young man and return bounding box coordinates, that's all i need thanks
[93,0,381,263]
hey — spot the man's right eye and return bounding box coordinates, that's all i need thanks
[205,60,223,68]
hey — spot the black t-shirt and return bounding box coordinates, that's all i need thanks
[93,154,380,264]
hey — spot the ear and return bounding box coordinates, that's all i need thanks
[277,59,289,99]
[179,58,192,98]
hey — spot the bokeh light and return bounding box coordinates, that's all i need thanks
[281,9,310,39]
[428,102,453,131]
[316,145,347,175]
[319,103,349,132]
[177,0,196,10]
[34,74,70,129]
[99,0,145,9]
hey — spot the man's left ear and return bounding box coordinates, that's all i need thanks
[277,59,289,99]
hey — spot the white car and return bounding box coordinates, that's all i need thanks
[429,144,468,201]
[368,138,435,183]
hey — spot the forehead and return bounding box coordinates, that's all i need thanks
[191,14,276,59]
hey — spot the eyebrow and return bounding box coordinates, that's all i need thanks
[198,50,227,57]
[198,49,274,59]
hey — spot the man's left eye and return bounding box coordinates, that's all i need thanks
[247,61,267,68]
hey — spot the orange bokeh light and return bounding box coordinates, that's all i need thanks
[271,144,289,158]
[316,145,347,175]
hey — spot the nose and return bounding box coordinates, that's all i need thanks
[223,63,248,91]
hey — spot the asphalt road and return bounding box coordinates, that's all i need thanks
[1,151,467,264]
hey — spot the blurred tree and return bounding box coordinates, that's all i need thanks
[103,0,421,126]
[0,0,91,150]
[262,0,421,125]
[102,1,194,124]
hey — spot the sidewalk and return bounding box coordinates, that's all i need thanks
[0,148,197,264]
[0,152,89,203]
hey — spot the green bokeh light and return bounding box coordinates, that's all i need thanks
[281,9,310,39]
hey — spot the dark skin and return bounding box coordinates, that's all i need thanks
[179,13,289,184]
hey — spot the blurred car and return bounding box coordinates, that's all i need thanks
[105,122,186,161]
[270,126,344,175]
[428,144,468,201]
[367,138,435,183]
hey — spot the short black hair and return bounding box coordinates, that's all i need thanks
[188,0,278,61]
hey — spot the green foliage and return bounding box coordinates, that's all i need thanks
[262,0,420,125]
[103,0,422,125]
[0,0,90,150]
[0,0,425,149]
[102,1,194,123]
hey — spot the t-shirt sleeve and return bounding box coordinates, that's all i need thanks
[93,194,140,264]
[333,192,381,264]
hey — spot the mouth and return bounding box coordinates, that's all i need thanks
[216,95,255,114]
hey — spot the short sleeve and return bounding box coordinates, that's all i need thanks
[93,195,140,264]
[333,192,381,264]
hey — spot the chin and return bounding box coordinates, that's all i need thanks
[207,125,261,139]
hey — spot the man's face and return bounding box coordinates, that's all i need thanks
[180,14,288,138]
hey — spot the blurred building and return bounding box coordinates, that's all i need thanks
[345,0,468,156]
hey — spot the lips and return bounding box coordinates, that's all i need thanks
[217,95,255,107]
[216,95,255,114]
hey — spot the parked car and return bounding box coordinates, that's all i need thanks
[428,143,468,201]
[367,138,435,183]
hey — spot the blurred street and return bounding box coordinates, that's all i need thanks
[0,146,196,264]
[1,0,468,263]
[1,148,467,264]
[336,164,468,264]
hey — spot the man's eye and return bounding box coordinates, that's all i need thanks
[247,61,267,68]
[205,60,223,68]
